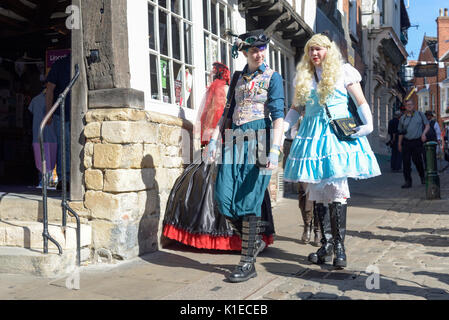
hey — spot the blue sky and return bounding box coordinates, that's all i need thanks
[405,0,446,61]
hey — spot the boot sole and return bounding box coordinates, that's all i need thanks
[333,260,347,269]
[308,254,333,264]
[227,272,257,283]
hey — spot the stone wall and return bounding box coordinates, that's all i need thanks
[82,107,192,260]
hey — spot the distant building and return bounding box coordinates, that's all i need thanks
[360,0,411,156]
[412,8,449,129]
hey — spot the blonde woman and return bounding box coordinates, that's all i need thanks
[283,33,381,269]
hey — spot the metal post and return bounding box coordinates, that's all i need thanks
[39,139,49,253]
[61,98,67,230]
[424,141,440,200]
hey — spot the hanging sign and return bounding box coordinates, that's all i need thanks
[414,64,438,78]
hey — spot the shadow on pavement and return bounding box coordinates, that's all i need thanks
[261,262,449,300]
[346,229,449,247]
[139,249,237,278]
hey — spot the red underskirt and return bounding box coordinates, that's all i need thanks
[163,224,274,251]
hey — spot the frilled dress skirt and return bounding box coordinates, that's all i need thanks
[283,90,381,198]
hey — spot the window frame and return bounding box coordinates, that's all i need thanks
[267,37,295,114]
[348,0,358,41]
[148,0,195,109]
[202,0,234,86]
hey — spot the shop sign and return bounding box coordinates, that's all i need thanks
[46,49,71,74]
[414,64,438,78]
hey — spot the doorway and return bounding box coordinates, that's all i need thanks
[0,0,72,192]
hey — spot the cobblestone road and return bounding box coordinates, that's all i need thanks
[1,159,448,300]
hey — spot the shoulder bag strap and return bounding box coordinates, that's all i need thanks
[219,71,241,137]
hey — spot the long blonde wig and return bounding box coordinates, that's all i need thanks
[294,34,344,106]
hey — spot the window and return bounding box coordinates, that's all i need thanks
[268,42,293,113]
[148,0,194,108]
[349,0,357,39]
[378,0,385,25]
[423,95,429,111]
[445,88,449,114]
[203,0,234,86]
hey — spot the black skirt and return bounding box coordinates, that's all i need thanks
[162,161,275,250]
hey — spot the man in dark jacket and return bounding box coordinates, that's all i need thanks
[398,100,430,188]
[387,110,403,171]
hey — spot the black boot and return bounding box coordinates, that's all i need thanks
[228,215,266,283]
[311,205,322,247]
[308,203,333,264]
[329,202,347,269]
[301,222,313,244]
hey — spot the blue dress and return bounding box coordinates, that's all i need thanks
[283,87,381,185]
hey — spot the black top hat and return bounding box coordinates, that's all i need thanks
[237,29,270,50]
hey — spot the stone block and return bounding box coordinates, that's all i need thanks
[165,146,180,157]
[85,142,94,157]
[162,156,183,168]
[93,144,123,169]
[84,122,101,139]
[84,156,93,170]
[91,217,157,260]
[159,125,182,146]
[137,189,160,216]
[67,201,92,220]
[85,191,141,222]
[120,144,143,168]
[103,168,156,192]
[155,168,182,191]
[85,191,120,220]
[102,121,158,144]
[85,169,104,190]
[142,144,162,168]
[86,108,148,122]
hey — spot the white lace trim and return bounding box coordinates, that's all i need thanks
[294,134,334,140]
[307,178,350,203]
[283,171,381,184]
[287,150,375,162]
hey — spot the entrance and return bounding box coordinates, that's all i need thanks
[0,0,71,191]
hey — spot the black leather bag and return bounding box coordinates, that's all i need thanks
[326,108,358,141]
[314,71,360,141]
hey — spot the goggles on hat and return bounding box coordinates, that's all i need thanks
[244,34,269,45]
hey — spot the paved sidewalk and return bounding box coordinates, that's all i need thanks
[1,159,448,300]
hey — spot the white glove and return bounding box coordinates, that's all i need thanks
[283,108,300,134]
[351,103,373,138]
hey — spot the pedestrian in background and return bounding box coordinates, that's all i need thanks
[283,33,380,269]
[424,110,441,170]
[28,87,57,188]
[387,110,403,172]
[397,99,429,188]
[284,105,320,246]
[45,54,71,191]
